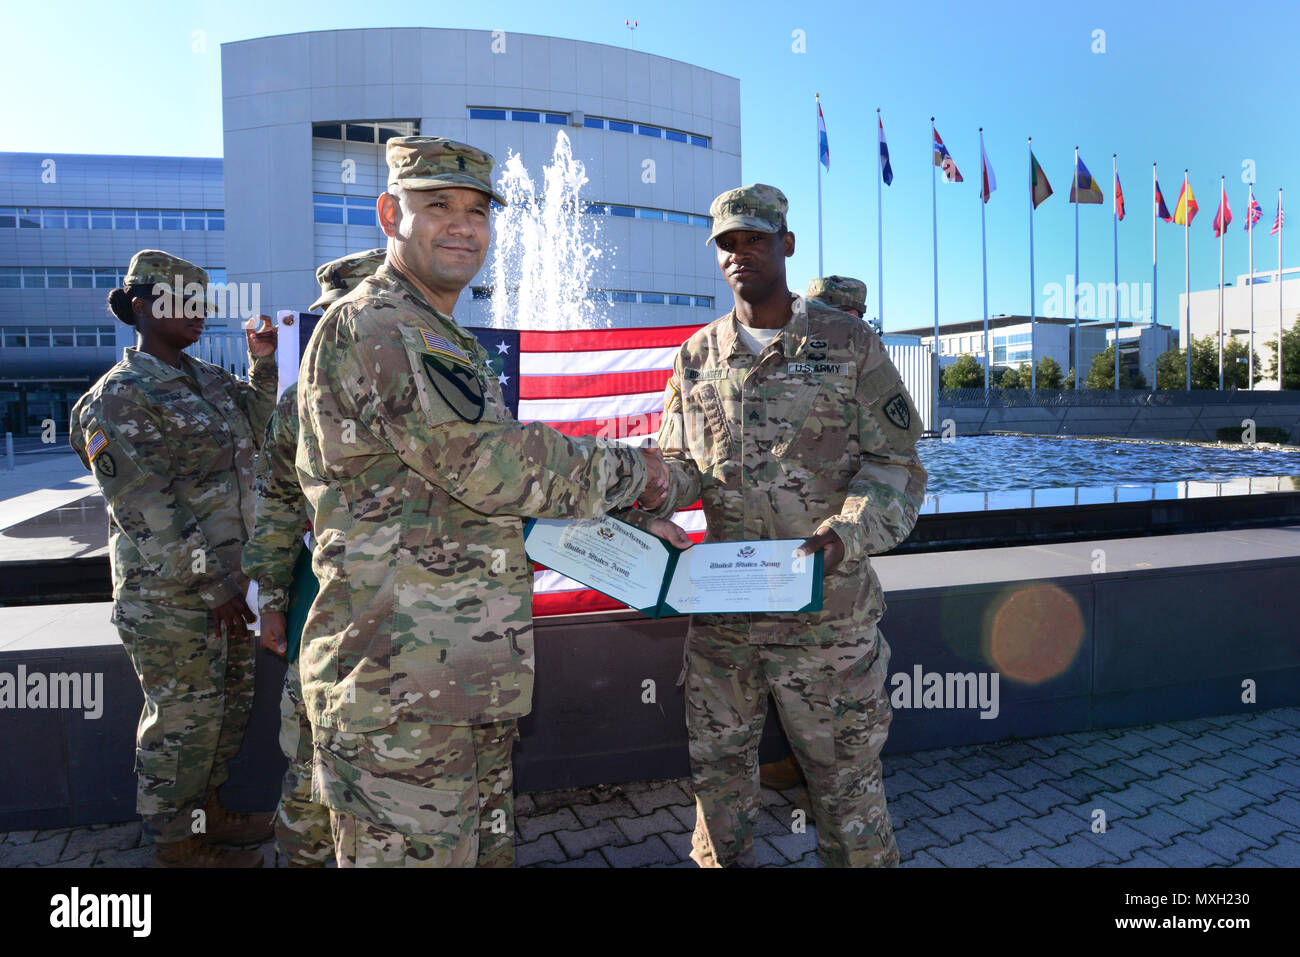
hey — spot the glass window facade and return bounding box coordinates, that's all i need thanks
[468,108,708,147]
[0,206,225,230]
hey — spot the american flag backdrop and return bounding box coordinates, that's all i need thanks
[466,324,708,616]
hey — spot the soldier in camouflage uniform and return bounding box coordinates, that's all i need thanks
[296,137,667,867]
[240,248,385,868]
[633,186,929,867]
[69,250,278,867]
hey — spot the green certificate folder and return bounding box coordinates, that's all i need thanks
[523,515,823,618]
[285,546,319,664]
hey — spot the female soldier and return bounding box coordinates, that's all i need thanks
[69,249,278,867]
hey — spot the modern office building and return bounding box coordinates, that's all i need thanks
[897,315,1175,386]
[1181,268,1300,386]
[220,27,740,328]
[0,153,224,435]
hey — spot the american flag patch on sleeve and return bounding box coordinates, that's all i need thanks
[86,430,108,462]
[421,330,471,366]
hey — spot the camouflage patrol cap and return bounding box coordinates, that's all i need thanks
[706,184,788,245]
[806,275,868,315]
[310,247,386,311]
[122,249,215,309]
[386,136,508,206]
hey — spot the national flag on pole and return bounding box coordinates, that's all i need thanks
[1271,200,1284,236]
[817,100,830,170]
[465,323,707,616]
[1212,185,1233,238]
[932,127,963,182]
[1155,179,1172,222]
[980,138,996,203]
[1174,180,1199,226]
[1031,151,1053,208]
[878,117,893,185]
[1115,172,1126,220]
[1070,155,1104,204]
[1245,194,1262,232]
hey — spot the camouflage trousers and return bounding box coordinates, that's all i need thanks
[275,663,332,865]
[115,599,257,844]
[685,621,897,868]
[311,718,517,868]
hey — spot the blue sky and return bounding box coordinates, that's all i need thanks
[6,0,1297,332]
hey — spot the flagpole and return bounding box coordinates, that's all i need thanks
[1184,169,1191,392]
[1280,188,1285,390]
[877,108,885,330]
[1074,146,1080,389]
[980,129,990,390]
[1218,175,1225,391]
[1114,153,1120,391]
[1248,183,1255,390]
[1153,163,1159,389]
[816,94,824,276]
[932,117,940,370]
[1029,137,1037,391]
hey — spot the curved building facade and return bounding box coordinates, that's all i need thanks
[220,28,741,327]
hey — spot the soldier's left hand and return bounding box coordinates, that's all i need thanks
[245,315,278,358]
[796,527,845,573]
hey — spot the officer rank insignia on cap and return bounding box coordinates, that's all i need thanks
[85,430,107,463]
[883,393,911,431]
[421,330,472,367]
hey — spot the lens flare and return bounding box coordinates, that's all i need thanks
[986,583,1085,685]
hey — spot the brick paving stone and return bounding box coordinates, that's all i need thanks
[1080,761,1145,789]
[1240,711,1299,733]
[657,829,694,864]
[980,821,1054,860]
[625,781,692,815]
[1029,751,1096,778]
[1248,838,1300,867]
[93,845,154,867]
[1234,851,1277,867]
[910,746,963,767]
[1000,849,1058,867]
[956,771,1020,802]
[953,753,1008,776]
[1185,823,1266,860]
[888,790,939,826]
[1049,771,1111,803]
[0,833,66,867]
[1171,762,1236,788]
[914,781,978,816]
[754,807,796,840]
[753,837,789,867]
[1129,724,1187,747]
[930,834,1014,867]
[1067,740,1130,765]
[1040,835,1123,867]
[1113,850,1172,867]
[1222,807,1290,844]
[1256,794,1300,828]
[1165,794,1233,830]
[1105,783,1171,815]
[602,836,677,867]
[990,741,1048,765]
[1148,836,1231,867]
[1027,734,1082,755]
[1241,743,1296,765]
[62,823,141,858]
[1023,806,1092,844]
[515,834,566,867]
[528,787,596,815]
[900,849,944,868]
[1171,717,1220,735]
[1127,808,1196,845]
[667,803,696,831]
[1192,783,1258,814]
[1014,783,1073,815]
[785,849,823,868]
[1146,741,1211,766]
[615,808,686,845]
[1233,769,1291,801]
[516,807,582,843]
[1203,752,1266,776]
[894,819,948,856]
[926,807,992,844]
[768,828,818,862]
[572,797,639,828]
[1088,822,1163,861]
[1141,772,1204,803]
[1106,730,1157,758]
[758,786,790,807]
[993,761,1056,790]
[910,759,966,788]
[968,793,1036,829]
[1206,724,1267,747]
[556,820,627,858]
[2,831,38,845]
[513,793,536,816]
[1119,751,1182,777]
[882,769,931,796]
[1260,759,1300,788]
[538,849,610,868]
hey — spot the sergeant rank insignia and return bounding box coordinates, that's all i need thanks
[883,392,911,430]
[420,329,485,422]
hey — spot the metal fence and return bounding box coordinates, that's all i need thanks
[940,388,1299,408]
[191,332,249,378]
[888,344,936,431]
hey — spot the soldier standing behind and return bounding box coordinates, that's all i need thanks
[296,137,668,867]
[69,250,278,867]
[635,186,928,867]
[241,248,385,868]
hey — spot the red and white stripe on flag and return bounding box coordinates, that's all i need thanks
[516,323,709,616]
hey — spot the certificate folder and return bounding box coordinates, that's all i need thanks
[524,515,823,618]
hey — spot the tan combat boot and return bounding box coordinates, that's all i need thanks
[759,754,806,791]
[153,836,262,868]
[200,795,274,846]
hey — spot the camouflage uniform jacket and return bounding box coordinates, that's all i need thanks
[69,347,277,623]
[295,263,649,731]
[641,295,928,645]
[241,383,310,614]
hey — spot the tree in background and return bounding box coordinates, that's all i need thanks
[940,353,985,389]
[1265,319,1300,390]
[998,367,1022,389]
[1031,356,1064,389]
[1085,345,1149,389]
[1155,335,1261,390]
[1063,368,1077,390]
